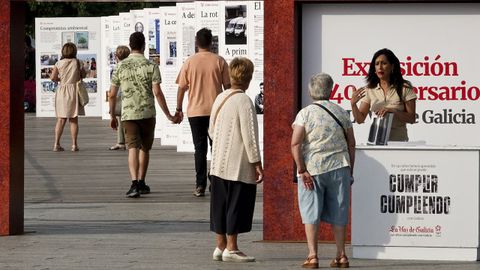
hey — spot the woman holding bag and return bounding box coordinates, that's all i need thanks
[291,73,356,268]
[50,42,86,152]
[208,57,263,263]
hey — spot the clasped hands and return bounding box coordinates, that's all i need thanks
[110,111,184,130]
[170,111,183,124]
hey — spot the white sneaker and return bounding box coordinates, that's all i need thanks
[222,248,255,262]
[212,247,223,261]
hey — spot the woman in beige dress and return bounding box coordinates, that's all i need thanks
[50,42,86,152]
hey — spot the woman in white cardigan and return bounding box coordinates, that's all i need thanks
[208,57,263,263]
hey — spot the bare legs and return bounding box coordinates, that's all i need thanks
[304,224,347,263]
[216,234,227,250]
[69,117,78,149]
[117,118,125,144]
[332,225,347,260]
[54,117,78,150]
[110,117,126,150]
[128,148,150,181]
[305,224,319,259]
[54,118,67,148]
[216,233,239,251]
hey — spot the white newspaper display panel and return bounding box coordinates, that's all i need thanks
[35,17,102,117]
[219,1,248,63]
[101,15,124,120]
[176,1,221,160]
[130,9,148,58]
[248,1,264,151]
[219,1,264,152]
[119,12,133,47]
[145,8,162,64]
[144,8,163,135]
[302,4,480,146]
[100,16,113,119]
[195,1,220,49]
[176,2,196,152]
[157,7,180,145]
[175,1,221,152]
[110,15,123,50]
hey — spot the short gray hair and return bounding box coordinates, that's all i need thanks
[308,73,333,100]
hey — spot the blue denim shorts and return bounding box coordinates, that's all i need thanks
[297,166,351,226]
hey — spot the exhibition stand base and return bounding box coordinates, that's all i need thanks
[353,246,479,261]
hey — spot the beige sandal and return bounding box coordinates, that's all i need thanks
[109,144,126,150]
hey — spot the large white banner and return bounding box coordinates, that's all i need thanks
[35,18,102,117]
[302,4,480,146]
[352,147,479,259]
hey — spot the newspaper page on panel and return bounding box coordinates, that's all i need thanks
[100,16,113,119]
[249,1,264,152]
[130,9,148,58]
[176,2,197,152]
[35,17,102,117]
[158,7,180,145]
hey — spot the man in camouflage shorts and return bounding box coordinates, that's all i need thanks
[109,32,175,198]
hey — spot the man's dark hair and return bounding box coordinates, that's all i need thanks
[129,32,145,51]
[196,28,212,49]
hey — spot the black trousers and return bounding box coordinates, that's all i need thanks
[210,175,257,235]
[188,116,211,188]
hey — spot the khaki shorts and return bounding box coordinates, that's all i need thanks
[122,118,156,150]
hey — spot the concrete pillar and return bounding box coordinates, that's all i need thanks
[0,0,25,236]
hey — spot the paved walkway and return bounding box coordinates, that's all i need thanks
[1,115,479,269]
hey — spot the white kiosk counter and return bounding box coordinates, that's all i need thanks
[352,145,480,261]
